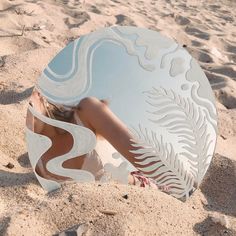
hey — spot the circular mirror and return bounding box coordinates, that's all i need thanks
[25,26,217,199]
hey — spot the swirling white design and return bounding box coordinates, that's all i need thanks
[26,105,97,191]
[25,126,61,192]
[114,26,176,60]
[36,26,176,106]
[45,38,83,81]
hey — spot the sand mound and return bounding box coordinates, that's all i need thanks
[1,154,236,236]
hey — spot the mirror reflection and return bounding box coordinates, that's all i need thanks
[26,88,168,190]
[25,26,217,200]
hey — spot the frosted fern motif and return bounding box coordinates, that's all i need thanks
[129,124,194,199]
[144,87,213,185]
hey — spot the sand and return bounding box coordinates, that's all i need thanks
[0,0,236,235]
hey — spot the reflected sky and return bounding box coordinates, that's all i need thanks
[83,40,158,128]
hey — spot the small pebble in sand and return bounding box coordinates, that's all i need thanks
[220,134,227,140]
[4,162,14,169]
[122,194,129,199]
[68,194,73,202]
[99,209,117,215]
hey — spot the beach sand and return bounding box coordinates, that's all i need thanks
[0,0,236,235]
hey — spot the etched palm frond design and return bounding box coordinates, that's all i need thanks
[129,124,194,199]
[144,87,213,185]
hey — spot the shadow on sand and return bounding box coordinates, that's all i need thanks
[17,152,31,168]
[0,217,11,236]
[193,154,236,235]
[193,216,236,236]
[0,169,37,187]
[0,87,33,105]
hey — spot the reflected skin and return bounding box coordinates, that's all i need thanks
[27,91,87,181]
[26,90,156,184]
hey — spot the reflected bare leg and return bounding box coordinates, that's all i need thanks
[75,97,157,184]
[29,93,159,186]
[76,97,139,166]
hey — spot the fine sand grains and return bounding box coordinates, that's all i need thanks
[0,0,236,235]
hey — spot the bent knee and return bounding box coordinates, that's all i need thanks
[78,97,107,111]
[80,97,99,105]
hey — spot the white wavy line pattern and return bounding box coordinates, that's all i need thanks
[37,26,176,106]
[26,106,97,191]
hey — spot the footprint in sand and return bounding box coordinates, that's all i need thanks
[115,14,136,26]
[204,71,227,90]
[175,15,190,26]
[209,4,221,10]
[110,0,121,3]
[217,14,234,23]
[191,40,203,47]
[63,10,90,29]
[198,51,213,63]
[215,89,236,109]
[226,43,236,54]
[209,66,236,81]
[177,3,187,9]
[88,5,101,14]
[185,26,210,40]
[219,9,231,15]
[187,47,213,63]
[58,0,70,5]
[225,44,236,63]
[0,38,40,56]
